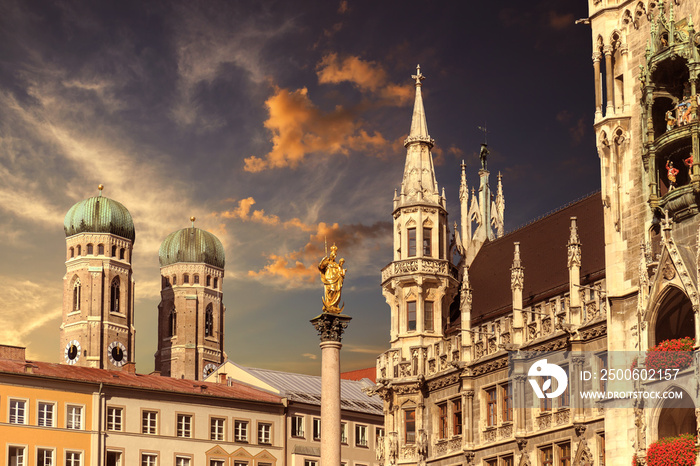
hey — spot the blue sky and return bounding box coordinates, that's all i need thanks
[0,0,599,374]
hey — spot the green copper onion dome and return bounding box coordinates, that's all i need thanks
[159,219,225,268]
[64,186,135,242]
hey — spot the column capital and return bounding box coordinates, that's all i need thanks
[592,52,602,62]
[603,45,613,55]
[311,312,352,342]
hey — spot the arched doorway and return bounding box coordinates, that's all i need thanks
[653,287,694,345]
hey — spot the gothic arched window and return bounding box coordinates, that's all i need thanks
[119,248,125,260]
[205,304,214,337]
[206,275,211,287]
[169,309,177,337]
[213,278,218,289]
[111,245,117,257]
[73,278,81,312]
[110,277,120,313]
[69,247,74,258]
[87,244,94,255]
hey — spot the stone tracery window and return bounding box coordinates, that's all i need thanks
[205,304,214,337]
[110,277,120,313]
[73,277,81,312]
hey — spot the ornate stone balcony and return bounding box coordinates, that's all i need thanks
[381,258,458,284]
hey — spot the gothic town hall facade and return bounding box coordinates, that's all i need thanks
[373,1,700,465]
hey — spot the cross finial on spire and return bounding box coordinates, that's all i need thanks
[411,64,425,86]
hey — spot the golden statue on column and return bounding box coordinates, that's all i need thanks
[318,244,347,313]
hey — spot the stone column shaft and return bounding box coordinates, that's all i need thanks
[321,340,342,466]
[593,53,602,116]
[604,46,614,115]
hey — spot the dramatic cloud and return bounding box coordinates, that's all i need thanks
[316,53,412,103]
[0,278,61,349]
[215,197,316,231]
[248,220,391,288]
[244,86,388,172]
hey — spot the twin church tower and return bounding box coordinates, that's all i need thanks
[59,185,225,380]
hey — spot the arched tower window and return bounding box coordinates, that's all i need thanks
[193,274,199,284]
[653,287,694,345]
[183,274,189,284]
[98,244,104,255]
[69,247,74,258]
[119,248,125,260]
[206,275,211,287]
[87,244,93,255]
[213,278,218,289]
[111,245,117,257]
[110,277,120,313]
[169,309,177,337]
[77,245,81,256]
[205,304,214,337]
[73,278,81,312]
[657,387,695,439]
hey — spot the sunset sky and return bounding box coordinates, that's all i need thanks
[0,0,599,374]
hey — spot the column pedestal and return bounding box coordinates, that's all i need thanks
[311,312,352,466]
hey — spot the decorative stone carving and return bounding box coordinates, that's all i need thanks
[310,312,352,342]
[554,409,570,425]
[537,413,552,430]
[482,428,497,443]
[499,424,513,439]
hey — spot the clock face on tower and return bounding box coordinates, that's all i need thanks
[64,340,81,365]
[203,363,217,379]
[108,341,127,367]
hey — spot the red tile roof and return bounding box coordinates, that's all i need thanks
[469,192,605,324]
[340,367,376,383]
[0,358,282,404]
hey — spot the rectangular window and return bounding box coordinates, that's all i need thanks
[376,427,385,440]
[559,442,572,466]
[598,434,606,466]
[540,446,553,466]
[502,456,514,466]
[234,420,249,442]
[452,399,462,435]
[407,301,416,331]
[66,452,82,466]
[438,403,447,439]
[486,387,497,426]
[258,422,272,444]
[177,414,192,438]
[175,458,190,466]
[423,227,432,256]
[355,424,368,447]
[559,366,570,408]
[10,399,26,424]
[38,402,54,427]
[37,449,54,466]
[424,301,434,331]
[107,407,123,431]
[597,353,608,392]
[141,454,157,466]
[502,384,513,422]
[211,461,225,466]
[291,415,304,438]
[142,410,157,434]
[539,377,552,411]
[341,422,348,444]
[313,417,321,440]
[67,405,82,429]
[232,462,247,466]
[8,447,25,466]
[408,227,416,257]
[194,275,199,284]
[211,417,225,441]
[485,459,497,466]
[304,461,318,466]
[405,409,416,443]
[106,451,122,466]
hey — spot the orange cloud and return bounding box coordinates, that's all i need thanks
[316,53,387,91]
[338,0,348,14]
[215,197,316,231]
[244,86,388,172]
[548,11,574,30]
[316,54,413,105]
[249,221,391,284]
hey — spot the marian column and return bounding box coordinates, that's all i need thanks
[311,245,351,466]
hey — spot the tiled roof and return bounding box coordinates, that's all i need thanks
[469,192,605,324]
[0,358,282,404]
[236,364,382,415]
[340,367,376,383]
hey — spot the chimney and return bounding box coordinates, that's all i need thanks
[0,345,26,361]
[218,372,228,384]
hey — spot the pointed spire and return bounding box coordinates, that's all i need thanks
[459,161,468,202]
[511,242,524,291]
[404,65,434,148]
[492,172,505,238]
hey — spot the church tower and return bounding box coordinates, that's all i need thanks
[381,65,459,351]
[155,218,226,380]
[588,1,700,462]
[60,185,136,370]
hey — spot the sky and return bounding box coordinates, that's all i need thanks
[0,0,600,375]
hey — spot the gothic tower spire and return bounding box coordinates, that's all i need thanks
[397,65,440,207]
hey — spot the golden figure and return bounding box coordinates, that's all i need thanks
[318,244,347,313]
